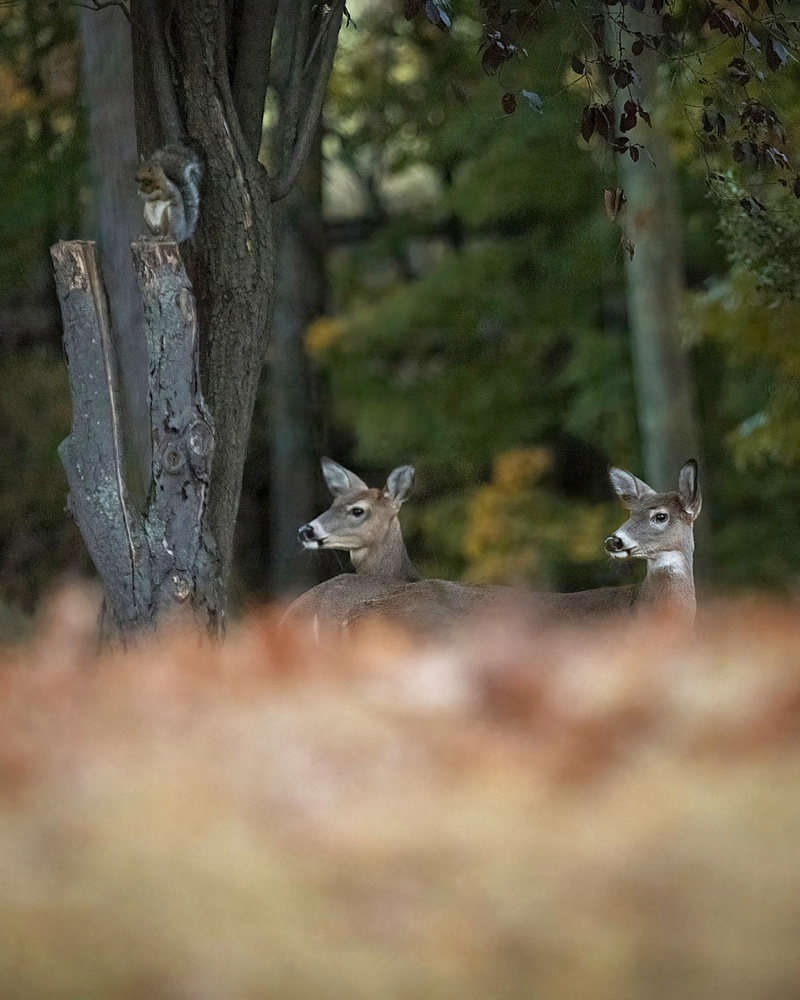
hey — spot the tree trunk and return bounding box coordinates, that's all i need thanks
[62,1,344,632]
[53,239,219,637]
[610,8,702,492]
[130,0,275,625]
[267,130,327,596]
[80,7,151,499]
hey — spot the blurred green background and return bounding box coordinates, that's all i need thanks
[3,0,800,630]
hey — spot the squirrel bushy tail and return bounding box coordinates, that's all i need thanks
[136,143,203,243]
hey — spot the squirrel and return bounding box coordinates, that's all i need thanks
[136,143,203,243]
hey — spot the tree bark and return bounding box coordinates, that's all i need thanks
[129,0,275,623]
[59,0,345,631]
[133,240,221,628]
[52,241,145,632]
[80,7,151,499]
[53,239,219,637]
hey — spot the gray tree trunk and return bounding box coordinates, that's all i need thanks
[80,8,150,499]
[52,240,219,638]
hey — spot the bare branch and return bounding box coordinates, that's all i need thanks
[272,0,344,202]
[130,0,182,150]
[231,0,280,158]
[277,0,312,176]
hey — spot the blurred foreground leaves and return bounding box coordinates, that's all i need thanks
[2,597,800,998]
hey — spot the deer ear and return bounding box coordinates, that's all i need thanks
[608,466,656,508]
[678,459,702,520]
[384,465,415,508]
[320,458,367,497]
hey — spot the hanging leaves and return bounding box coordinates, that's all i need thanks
[401,0,800,190]
[580,103,614,143]
[765,37,788,71]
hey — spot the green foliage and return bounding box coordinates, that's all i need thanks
[0,2,86,296]
[317,0,800,592]
[0,350,89,611]
[318,3,639,584]
[688,180,800,472]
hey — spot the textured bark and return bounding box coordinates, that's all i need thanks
[133,240,221,628]
[53,239,219,637]
[61,0,344,630]
[132,0,275,621]
[52,241,145,631]
[610,8,702,492]
[80,7,150,498]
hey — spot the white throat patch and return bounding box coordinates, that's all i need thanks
[650,551,689,574]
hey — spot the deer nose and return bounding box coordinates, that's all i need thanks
[298,523,317,543]
[605,534,625,553]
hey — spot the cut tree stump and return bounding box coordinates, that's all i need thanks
[51,238,221,639]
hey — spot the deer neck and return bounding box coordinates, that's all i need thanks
[636,549,696,620]
[350,518,417,580]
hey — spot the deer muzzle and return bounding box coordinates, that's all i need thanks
[298,523,324,547]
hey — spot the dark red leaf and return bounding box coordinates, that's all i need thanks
[502,91,517,115]
[629,144,640,162]
[614,66,633,88]
[765,38,788,72]
[728,57,751,85]
[595,104,614,140]
[632,39,644,56]
[581,105,597,143]
[708,7,743,37]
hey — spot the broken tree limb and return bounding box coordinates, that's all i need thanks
[132,239,222,630]
[52,239,222,637]
[51,240,149,631]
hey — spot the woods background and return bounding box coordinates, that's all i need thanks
[2,0,800,628]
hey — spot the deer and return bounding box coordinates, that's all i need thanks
[280,458,417,634]
[344,459,702,635]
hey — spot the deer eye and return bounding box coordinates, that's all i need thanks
[349,506,365,518]
[652,511,668,524]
